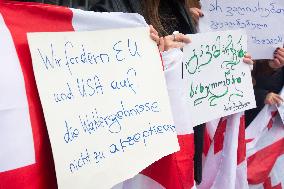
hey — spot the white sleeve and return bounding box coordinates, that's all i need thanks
[162,49,194,135]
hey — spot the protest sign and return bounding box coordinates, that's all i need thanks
[199,0,284,59]
[27,27,179,189]
[183,30,256,126]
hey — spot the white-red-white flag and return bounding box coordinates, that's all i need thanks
[198,112,248,189]
[0,2,195,189]
[246,104,284,189]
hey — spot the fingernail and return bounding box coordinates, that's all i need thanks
[276,47,280,50]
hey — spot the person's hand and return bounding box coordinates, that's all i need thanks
[161,33,191,52]
[149,25,169,52]
[242,53,254,65]
[189,7,204,25]
[149,25,160,45]
[269,47,284,68]
[265,92,283,106]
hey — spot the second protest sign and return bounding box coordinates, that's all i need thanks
[182,30,256,126]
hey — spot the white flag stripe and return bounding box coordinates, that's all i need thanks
[247,115,284,157]
[112,174,166,189]
[270,155,284,187]
[0,13,35,172]
[211,113,248,189]
[72,9,147,32]
[246,105,277,150]
[199,113,249,189]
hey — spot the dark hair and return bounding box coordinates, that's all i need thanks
[142,0,165,36]
[142,0,196,36]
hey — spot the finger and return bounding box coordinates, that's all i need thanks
[276,48,284,58]
[171,41,186,49]
[275,54,284,65]
[274,94,284,102]
[181,35,191,43]
[196,8,204,17]
[270,61,281,69]
[265,98,273,105]
[275,97,283,106]
[244,53,252,59]
[278,47,284,53]
[159,37,165,52]
[150,33,160,45]
[149,25,159,36]
[243,57,254,65]
[272,58,282,68]
[174,33,191,43]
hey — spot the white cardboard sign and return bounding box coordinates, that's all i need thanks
[199,0,284,60]
[27,27,179,189]
[183,30,256,126]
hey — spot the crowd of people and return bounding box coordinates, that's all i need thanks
[89,0,284,185]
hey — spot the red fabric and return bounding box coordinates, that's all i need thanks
[247,138,284,185]
[267,111,278,130]
[203,127,211,157]
[0,2,73,189]
[263,177,282,189]
[142,134,195,189]
[237,115,246,165]
[213,118,227,154]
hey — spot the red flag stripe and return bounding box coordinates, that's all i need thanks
[213,118,227,154]
[141,134,194,189]
[267,111,278,130]
[203,127,211,157]
[263,177,282,189]
[0,3,73,189]
[237,115,246,165]
[247,138,284,185]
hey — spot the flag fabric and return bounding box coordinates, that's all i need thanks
[0,2,145,189]
[198,112,249,189]
[0,2,195,189]
[246,104,284,189]
[196,97,284,189]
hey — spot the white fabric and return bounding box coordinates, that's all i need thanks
[246,103,284,188]
[162,49,194,135]
[205,118,219,140]
[198,113,249,189]
[72,9,147,31]
[0,13,35,172]
[112,174,165,189]
[246,104,284,156]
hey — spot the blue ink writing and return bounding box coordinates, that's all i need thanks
[76,75,104,98]
[64,120,79,144]
[53,83,74,103]
[110,68,137,94]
